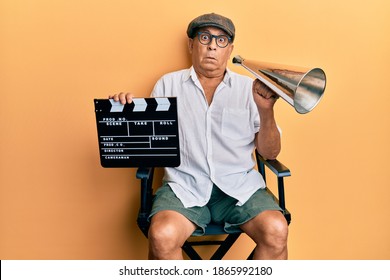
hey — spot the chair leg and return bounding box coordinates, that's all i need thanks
[247,249,255,260]
[210,233,241,260]
[182,241,202,260]
[182,233,241,260]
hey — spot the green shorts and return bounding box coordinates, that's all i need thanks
[149,183,282,236]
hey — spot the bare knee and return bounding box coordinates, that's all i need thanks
[264,215,288,248]
[148,221,181,253]
[147,211,196,259]
[243,211,288,251]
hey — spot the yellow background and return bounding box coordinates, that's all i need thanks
[1,0,389,259]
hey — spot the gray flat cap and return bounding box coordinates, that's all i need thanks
[187,13,235,41]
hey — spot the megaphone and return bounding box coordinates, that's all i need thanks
[232,55,326,114]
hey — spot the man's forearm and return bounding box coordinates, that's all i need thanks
[255,110,281,160]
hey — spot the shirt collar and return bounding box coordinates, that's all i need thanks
[183,66,233,87]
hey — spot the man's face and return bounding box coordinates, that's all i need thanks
[188,26,234,77]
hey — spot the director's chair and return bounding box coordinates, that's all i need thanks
[136,150,291,260]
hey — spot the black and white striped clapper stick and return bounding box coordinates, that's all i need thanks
[94,97,180,167]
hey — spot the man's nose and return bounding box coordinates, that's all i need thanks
[208,37,218,50]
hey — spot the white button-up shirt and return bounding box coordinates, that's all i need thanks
[151,66,266,207]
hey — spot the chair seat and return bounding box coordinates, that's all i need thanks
[203,222,242,235]
[204,223,231,235]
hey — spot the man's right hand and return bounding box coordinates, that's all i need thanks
[108,92,134,105]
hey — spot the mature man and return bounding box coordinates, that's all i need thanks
[111,13,288,260]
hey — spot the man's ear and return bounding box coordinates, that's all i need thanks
[188,38,194,54]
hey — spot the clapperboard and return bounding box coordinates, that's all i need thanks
[94,97,180,167]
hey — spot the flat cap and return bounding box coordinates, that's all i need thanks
[187,13,235,41]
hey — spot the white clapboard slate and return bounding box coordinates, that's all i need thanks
[94,98,180,167]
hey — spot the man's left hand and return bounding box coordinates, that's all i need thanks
[252,79,279,110]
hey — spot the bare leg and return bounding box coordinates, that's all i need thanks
[148,210,197,260]
[240,210,288,260]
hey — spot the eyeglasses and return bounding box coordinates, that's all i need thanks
[197,32,231,48]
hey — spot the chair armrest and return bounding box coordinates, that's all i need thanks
[136,167,154,180]
[256,152,291,178]
[136,167,155,220]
